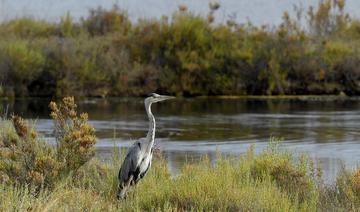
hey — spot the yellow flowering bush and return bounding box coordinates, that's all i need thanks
[0,97,96,189]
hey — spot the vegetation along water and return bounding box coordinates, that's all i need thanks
[0,97,359,211]
[1,0,360,97]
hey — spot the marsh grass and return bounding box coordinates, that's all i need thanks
[0,98,359,211]
[1,135,359,211]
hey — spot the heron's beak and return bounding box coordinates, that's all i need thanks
[157,95,175,102]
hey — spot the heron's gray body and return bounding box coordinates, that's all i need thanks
[118,139,153,185]
[117,93,174,199]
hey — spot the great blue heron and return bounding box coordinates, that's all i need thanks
[117,93,174,199]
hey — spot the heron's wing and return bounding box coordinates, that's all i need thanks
[118,141,142,184]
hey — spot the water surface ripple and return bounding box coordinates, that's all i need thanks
[1,97,360,182]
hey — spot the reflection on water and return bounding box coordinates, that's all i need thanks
[1,97,360,182]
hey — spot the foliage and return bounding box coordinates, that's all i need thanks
[0,41,45,96]
[1,140,359,211]
[0,116,61,188]
[81,5,131,36]
[251,146,318,203]
[307,0,349,37]
[1,1,360,97]
[334,166,360,209]
[0,97,96,189]
[0,18,55,38]
[49,96,96,172]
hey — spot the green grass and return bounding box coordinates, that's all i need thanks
[1,140,359,211]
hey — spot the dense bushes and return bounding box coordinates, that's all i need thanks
[1,1,360,97]
[0,116,60,188]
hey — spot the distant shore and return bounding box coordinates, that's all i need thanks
[0,94,356,101]
[1,1,360,98]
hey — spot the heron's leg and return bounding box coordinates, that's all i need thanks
[116,183,124,199]
[118,175,133,199]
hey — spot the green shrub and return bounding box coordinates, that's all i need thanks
[0,97,96,189]
[251,148,317,203]
[60,12,75,37]
[0,116,61,188]
[49,97,96,172]
[1,41,45,96]
[0,18,55,38]
[37,36,111,97]
[82,5,131,36]
[5,41,44,79]
[334,166,360,209]
[307,0,349,37]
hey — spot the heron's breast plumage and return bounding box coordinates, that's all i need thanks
[139,153,152,174]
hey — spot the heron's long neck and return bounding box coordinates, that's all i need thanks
[145,102,155,153]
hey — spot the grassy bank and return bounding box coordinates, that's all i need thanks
[1,97,360,211]
[1,0,360,98]
[1,136,360,211]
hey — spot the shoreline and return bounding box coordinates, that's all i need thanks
[0,94,355,101]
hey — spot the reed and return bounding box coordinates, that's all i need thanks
[1,120,359,211]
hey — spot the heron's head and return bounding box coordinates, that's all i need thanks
[145,93,175,104]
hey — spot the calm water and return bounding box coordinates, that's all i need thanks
[1,97,360,182]
[1,0,360,25]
